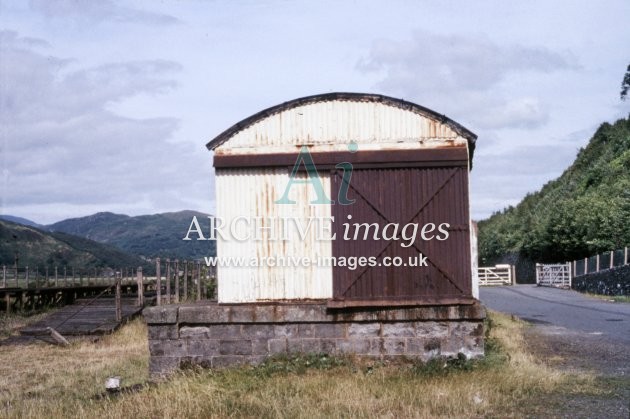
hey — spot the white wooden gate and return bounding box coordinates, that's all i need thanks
[535,263,572,288]
[478,264,514,286]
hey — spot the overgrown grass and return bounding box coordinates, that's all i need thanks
[0,318,149,417]
[0,309,57,339]
[0,311,604,418]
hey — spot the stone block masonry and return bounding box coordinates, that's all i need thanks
[572,264,630,296]
[144,302,486,378]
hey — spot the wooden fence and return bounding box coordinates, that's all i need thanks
[1,259,217,313]
[154,258,216,305]
[0,261,217,301]
[536,263,572,288]
[571,247,629,278]
[1,267,148,314]
[1,265,143,289]
[478,264,515,286]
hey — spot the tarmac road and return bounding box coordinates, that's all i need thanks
[481,284,630,417]
[479,284,630,344]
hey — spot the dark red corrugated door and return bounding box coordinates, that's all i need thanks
[331,166,472,306]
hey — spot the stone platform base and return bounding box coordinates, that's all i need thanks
[144,301,486,377]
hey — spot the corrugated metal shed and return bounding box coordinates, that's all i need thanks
[207,92,477,305]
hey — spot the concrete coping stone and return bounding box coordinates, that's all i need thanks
[144,301,486,325]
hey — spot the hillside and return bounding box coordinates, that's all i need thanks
[0,220,151,271]
[478,115,630,276]
[0,215,43,229]
[48,210,216,260]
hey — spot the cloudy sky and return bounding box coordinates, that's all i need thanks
[1,0,629,225]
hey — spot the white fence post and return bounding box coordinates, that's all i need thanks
[610,251,614,269]
[596,254,600,272]
[625,247,628,266]
[584,257,588,275]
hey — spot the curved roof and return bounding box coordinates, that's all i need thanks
[206,92,477,160]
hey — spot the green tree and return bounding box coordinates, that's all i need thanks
[622,63,630,100]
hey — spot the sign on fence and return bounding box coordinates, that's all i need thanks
[536,263,571,288]
[478,264,514,286]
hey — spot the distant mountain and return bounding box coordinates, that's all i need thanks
[478,115,630,279]
[48,210,216,260]
[0,219,151,271]
[0,215,43,229]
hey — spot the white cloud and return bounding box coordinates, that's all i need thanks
[476,97,548,129]
[358,31,578,91]
[0,31,209,224]
[29,0,179,25]
[358,31,578,130]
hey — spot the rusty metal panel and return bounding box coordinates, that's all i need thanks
[213,147,468,169]
[213,100,466,156]
[330,166,472,305]
[216,168,333,303]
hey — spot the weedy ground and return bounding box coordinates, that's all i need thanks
[0,310,615,418]
[0,310,55,340]
[583,293,630,303]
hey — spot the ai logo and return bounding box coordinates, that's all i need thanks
[275,142,357,205]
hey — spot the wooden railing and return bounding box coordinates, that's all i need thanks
[154,258,216,305]
[1,259,217,311]
[478,264,514,286]
[1,265,145,289]
[1,267,149,314]
[535,263,571,288]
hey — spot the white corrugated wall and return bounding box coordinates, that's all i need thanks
[470,221,479,299]
[216,168,333,303]
[214,100,465,155]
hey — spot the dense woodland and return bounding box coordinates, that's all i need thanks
[478,115,630,270]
